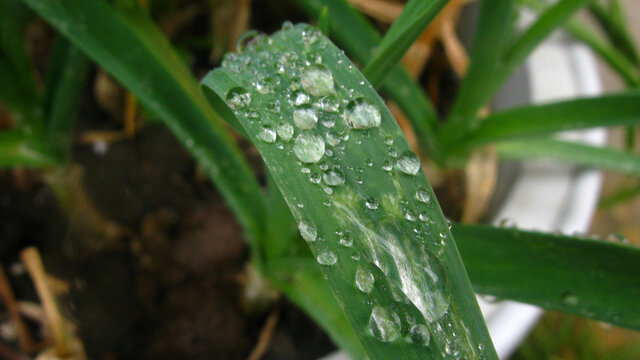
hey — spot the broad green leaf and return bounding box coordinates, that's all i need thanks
[453,224,640,330]
[291,0,445,163]
[44,39,90,160]
[362,0,449,88]
[441,0,514,144]
[461,93,640,148]
[496,139,640,176]
[22,0,267,255]
[202,24,497,360]
[0,130,57,167]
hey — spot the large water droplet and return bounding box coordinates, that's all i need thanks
[301,64,335,96]
[293,106,318,130]
[298,221,317,242]
[226,87,251,110]
[323,167,345,186]
[410,324,430,347]
[294,132,325,163]
[416,188,431,203]
[257,125,276,143]
[369,306,401,342]
[277,123,294,142]
[317,251,337,265]
[397,152,421,175]
[344,98,381,129]
[355,267,375,293]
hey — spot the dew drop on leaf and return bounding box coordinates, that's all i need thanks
[355,267,375,293]
[410,324,430,347]
[291,89,310,106]
[298,221,317,242]
[294,132,325,163]
[226,87,251,110]
[255,77,273,94]
[317,251,337,265]
[397,152,421,175]
[314,95,340,113]
[277,123,294,142]
[323,167,345,186]
[257,125,276,143]
[416,188,431,203]
[293,106,318,130]
[301,64,335,96]
[369,306,401,342]
[344,98,381,129]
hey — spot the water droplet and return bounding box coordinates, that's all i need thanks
[257,125,276,143]
[416,188,431,203]
[301,64,335,97]
[325,133,340,146]
[277,123,294,142]
[365,197,379,210]
[397,152,421,175]
[317,251,337,265]
[226,87,251,110]
[294,132,325,163]
[313,96,340,113]
[355,267,375,293]
[369,306,401,342]
[607,233,629,244]
[344,98,381,129]
[323,167,345,186]
[291,89,310,106]
[302,26,322,47]
[255,77,273,94]
[281,21,294,31]
[298,221,317,242]
[309,172,322,184]
[382,161,393,171]
[236,30,265,52]
[293,106,318,130]
[410,324,430,346]
[339,234,353,247]
[562,291,579,306]
[267,99,281,113]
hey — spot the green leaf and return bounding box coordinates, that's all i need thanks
[202,24,497,359]
[291,0,444,163]
[43,39,90,160]
[0,130,57,167]
[362,0,449,88]
[453,224,640,330]
[495,138,640,176]
[318,6,330,36]
[441,0,514,143]
[588,1,639,64]
[599,181,640,208]
[462,93,640,148]
[21,0,267,255]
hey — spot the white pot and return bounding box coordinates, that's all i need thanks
[321,22,605,360]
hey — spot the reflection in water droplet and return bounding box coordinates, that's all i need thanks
[293,106,318,130]
[255,77,273,94]
[226,87,251,110]
[355,267,375,293]
[410,324,430,346]
[397,152,421,175]
[344,98,381,129]
[294,132,325,163]
[298,221,317,242]
[369,306,401,342]
[314,96,340,113]
[365,198,379,210]
[317,251,337,265]
[323,167,345,186]
[257,125,276,143]
[277,123,294,142]
[301,64,335,96]
[291,90,310,106]
[416,188,431,203]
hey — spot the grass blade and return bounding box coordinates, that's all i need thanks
[291,0,444,162]
[0,130,57,167]
[202,24,497,359]
[461,93,640,148]
[496,139,640,176]
[588,1,639,64]
[21,0,267,253]
[362,0,449,88]
[453,224,640,330]
[598,181,640,208]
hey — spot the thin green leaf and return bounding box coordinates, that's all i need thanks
[441,0,514,143]
[462,93,640,148]
[0,130,57,167]
[44,39,90,160]
[318,6,330,36]
[453,224,640,330]
[291,0,444,163]
[202,24,497,359]
[22,0,267,256]
[496,138,640,176]
[362,0,449,88]
[599,181,640,208]
[588,1,639,64]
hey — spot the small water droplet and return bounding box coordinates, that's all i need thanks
[302,26,322,47]
[313,95,340,113]
[607,233,629,244]
[277,123,294,142]
[365,197,379,210]
[255,77,273,94]
[339,233,353,247]
[382,161,393,172]
[293,132,325,163]
[416,188,431,203]
[397,152,421,175]
[323,167,345,186]
[562,291,579,306]
[257,125,276,143]
[317,251,337,265]
[298,221,317,242]
[410,324,430,347]
[301,64,334,96]
[291,89,310,106]
[281,21,294,31]
[344,98,381,129]
[369,306,401,342]
[267,99,281,113]
[293,106,318,130]
[355,267,375,293]
[226,87,251,110]
[236,30,265,52]
[309,172,322,184]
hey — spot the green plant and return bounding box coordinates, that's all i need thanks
[3,0,640,359]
